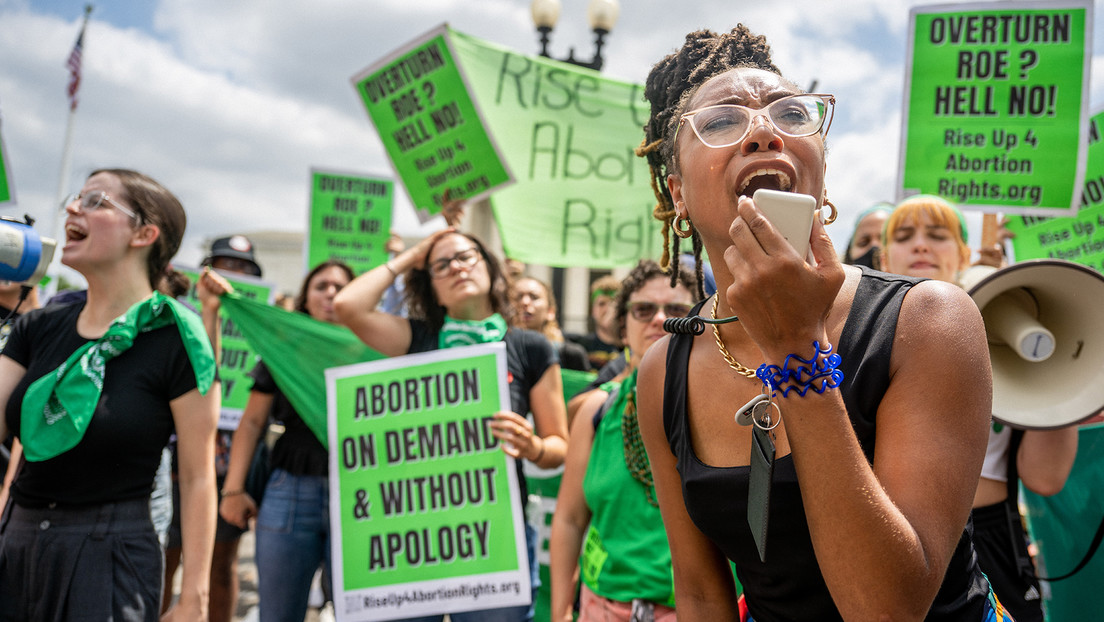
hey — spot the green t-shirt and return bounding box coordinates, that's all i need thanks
[580,372,675,606]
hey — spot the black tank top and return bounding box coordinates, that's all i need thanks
[663,267,990,621]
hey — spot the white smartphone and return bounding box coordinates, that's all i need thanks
[752,188,817,260]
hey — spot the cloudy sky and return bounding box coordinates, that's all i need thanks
[3,0,1104,274]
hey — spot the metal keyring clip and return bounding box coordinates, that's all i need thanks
[753,401,782,432]
[735,390,769,426]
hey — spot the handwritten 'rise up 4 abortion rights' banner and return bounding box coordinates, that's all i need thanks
[353,25,663,269]
[899,1,1092,215]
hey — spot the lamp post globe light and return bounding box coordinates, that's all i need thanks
[530,0,619,71]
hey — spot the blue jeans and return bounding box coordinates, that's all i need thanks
[397,523,540,622]
[255,469,331,622]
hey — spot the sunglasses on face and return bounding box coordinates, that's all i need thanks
[677,93,836,149]
[61,190,142,223]
[627,301,692,322]
[428,248,482,279]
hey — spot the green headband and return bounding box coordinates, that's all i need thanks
[591,288,617,302]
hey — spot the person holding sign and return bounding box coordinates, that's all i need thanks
[550,260,694,622]
[634,26,1001,621]
[200,260,353,622]
[880,194,1079,622]
[335,229,568,622]
[0,169,218,621]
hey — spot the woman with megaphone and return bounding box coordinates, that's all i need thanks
[881,194,1080,622]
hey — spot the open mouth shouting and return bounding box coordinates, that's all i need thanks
[737,167,794,195]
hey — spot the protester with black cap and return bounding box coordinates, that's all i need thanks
[200,235,262,277]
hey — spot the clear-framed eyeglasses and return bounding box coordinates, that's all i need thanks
[677,93,836,149]
[428,248,482,279]
[60,191,142,223]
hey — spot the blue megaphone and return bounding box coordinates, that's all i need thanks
[1,216,56,285]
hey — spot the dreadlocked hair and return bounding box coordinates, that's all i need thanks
[637,25,779,296]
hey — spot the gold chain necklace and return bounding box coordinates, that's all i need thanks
[712,296,758,379]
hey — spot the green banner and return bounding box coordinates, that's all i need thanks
[327,343,530,620]
[449,29,663,268]
[1008,108,1104,271]
[900,2,1091,215]
[1023,423,1104,621]
[307,169,393,275]
[219,292,384,448]
[352,26,512,222]
[0,121,12,206]
[177,267,275,430]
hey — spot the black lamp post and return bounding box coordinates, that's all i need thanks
[530,0,620,71]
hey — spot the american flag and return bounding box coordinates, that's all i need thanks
[66,25,86,111]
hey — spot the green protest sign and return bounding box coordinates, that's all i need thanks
[352,25,512,222]
[0,123,13,206]
[177,266,276,430]
[307,169,393,275]
[327,343,530,620]
[448,29,663,268]
[1007,108,1104,271]
[899,1,1091,215]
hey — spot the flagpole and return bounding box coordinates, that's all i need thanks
[45,4,92,297]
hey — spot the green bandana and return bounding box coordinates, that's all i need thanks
[21,292,216,462]
[438,313,507,349]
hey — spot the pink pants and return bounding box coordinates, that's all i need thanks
[578,584,677,622]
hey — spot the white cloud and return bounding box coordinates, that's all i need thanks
[4,0,1103,270]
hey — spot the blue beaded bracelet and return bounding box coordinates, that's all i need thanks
[756,341,844,398]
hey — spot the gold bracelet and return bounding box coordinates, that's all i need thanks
[384,261,398,277]
[220,489,246,497]
[531,436,545,463]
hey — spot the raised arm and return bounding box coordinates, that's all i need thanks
[793,278,991,621]
[334,229,454,356]
[549,390,603,622]
[637,340,740,620]
[725,203,992,620]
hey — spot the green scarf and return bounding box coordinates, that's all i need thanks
[438,313,507,349]
[21,292,216,462]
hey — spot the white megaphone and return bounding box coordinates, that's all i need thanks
[1,216,56,286]
[960,260,1104,429]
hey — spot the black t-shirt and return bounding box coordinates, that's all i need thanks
[407,320,557,417]
[663,268,990,621]
[566,332,620,371]
[4,301,198,507]
[249,360,328,477]
[407,320,558,512]
[557,340,591,372]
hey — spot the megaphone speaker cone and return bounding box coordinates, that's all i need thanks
[966,259,1104,429]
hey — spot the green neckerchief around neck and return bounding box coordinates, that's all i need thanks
[21,292,216,462]
[438,312,507,349]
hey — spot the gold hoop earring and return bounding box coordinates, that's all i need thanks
[820,197,838,225]
[673,215,694,238]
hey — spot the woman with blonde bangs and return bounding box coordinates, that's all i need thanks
[881,195,972,286]
[881,194,1079,622]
